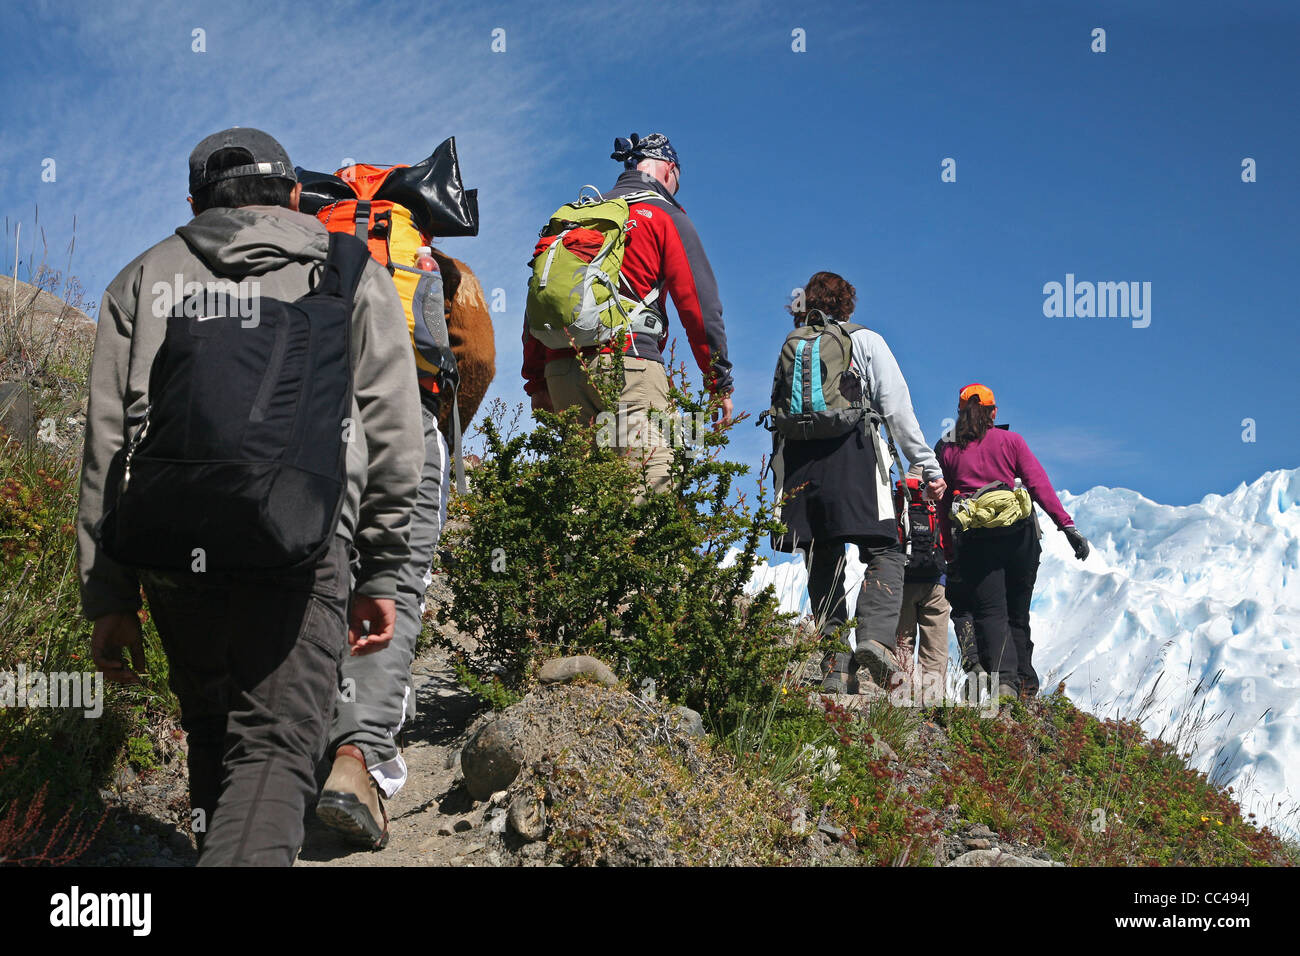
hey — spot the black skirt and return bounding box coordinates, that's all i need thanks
[772,425,897,552]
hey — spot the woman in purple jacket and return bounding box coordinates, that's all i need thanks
[936,384,1090,698]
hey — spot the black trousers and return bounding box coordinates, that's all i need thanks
[946,519,1041,693]
[140,536,350,866]
[805,535,906,651]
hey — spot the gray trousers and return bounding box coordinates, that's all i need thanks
[141,536,350,866]
[805,536,907,652]
[329,403,447,797]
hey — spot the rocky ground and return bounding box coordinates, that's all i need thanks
[79,631,1064,867]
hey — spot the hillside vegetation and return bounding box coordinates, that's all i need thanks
[0,285,1292,867]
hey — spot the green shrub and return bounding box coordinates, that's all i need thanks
[437,355,810,735]
[1,272,177,859]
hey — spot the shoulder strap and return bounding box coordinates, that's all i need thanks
[314,232,371,302]
[616,189,669,205]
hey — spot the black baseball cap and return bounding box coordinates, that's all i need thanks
[188,127,297,194]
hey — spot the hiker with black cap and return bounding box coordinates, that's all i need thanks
[521,132,732,494]
[77,128,423,866]
[935,383,1090,700]
[766,271,946,694]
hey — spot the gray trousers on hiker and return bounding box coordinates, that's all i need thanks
[805,535,907,652]
[329,403,448,798]
[140,535,351,867]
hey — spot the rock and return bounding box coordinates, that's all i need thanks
[0,382,34,441]
[461,718,526,800]
[444,749,462,771]
[805,834,827,861]
[507,795,547,842]
[672,706,705,738]
[949,849,1057,867]
[453,818,474,833]
[790,807,809,836]
[945,804,961,815]
[486,810,508,834]
[167,830,193,855]
[963,838,992,850]
[869,738,899,762]
[437,822,455,837]
[537,655,618,688]
[968,823,996,839]
[489,790,509,807]
[113,766,137,789]
[817,820,844,840]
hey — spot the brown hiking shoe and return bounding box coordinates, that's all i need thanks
[317,744,389,850]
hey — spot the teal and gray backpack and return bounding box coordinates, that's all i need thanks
[766,311,867,440]
[761,309,914,550]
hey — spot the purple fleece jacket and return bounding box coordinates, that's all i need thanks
[937,427,1074,540]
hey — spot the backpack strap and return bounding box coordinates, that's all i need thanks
[451,389,466,495]
[315,232,371,302]
[857,340,912,553]
[353,200,372,241]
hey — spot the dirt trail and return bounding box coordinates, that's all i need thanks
[84,636,511,867]
[297,645,499,867]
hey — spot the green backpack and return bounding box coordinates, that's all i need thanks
[767,311,868,440]
[526,186,667,349]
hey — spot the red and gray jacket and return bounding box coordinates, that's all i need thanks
[521,169,733,396]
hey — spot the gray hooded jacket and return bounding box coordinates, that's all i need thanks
[77,205,423,618]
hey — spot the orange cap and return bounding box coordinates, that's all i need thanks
[959,383,996,406]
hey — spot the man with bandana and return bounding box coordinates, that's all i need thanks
[522,133,733,493]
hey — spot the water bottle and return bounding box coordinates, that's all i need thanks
[416,245,438,273]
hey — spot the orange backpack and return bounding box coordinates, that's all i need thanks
[297,138,478,489]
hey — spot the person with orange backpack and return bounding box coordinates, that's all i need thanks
[893,464,951,703]
[295,141,486,848]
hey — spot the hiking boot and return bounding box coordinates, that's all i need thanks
[317,744,389,850]
[820,651,858,695]
[853,639,902,689]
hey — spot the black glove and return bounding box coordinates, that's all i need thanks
[1063,526,1089,561]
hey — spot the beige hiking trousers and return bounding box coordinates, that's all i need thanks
[545,353,673,496]
[896,580,951,699]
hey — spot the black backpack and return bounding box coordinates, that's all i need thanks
[895,479,946,577]
[96,233,370,574]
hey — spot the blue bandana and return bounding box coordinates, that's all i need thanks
[611,133,680,170]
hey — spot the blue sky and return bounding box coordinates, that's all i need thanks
[2,0,1296,508]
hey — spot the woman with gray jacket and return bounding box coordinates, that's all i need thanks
[772,272,946,693]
